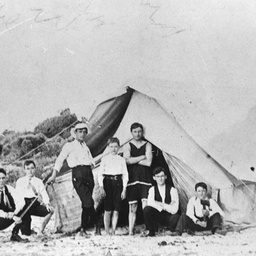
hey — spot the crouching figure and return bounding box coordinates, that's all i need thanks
[143,167,181,237]
[185,182,226,235]
[0,168,27,242]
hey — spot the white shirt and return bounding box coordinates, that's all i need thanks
[54,140,95,172]
[147,185,179,214]
[186,196,225,223]
[0,185,25,218]
[15,176,50,205]
[98,154,129,188]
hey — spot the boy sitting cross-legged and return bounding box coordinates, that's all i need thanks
[98,137,129,235]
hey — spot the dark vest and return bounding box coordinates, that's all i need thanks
[154,184,172,204]
[0,186,15,212]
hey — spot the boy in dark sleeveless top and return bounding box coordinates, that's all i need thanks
[123,122,153,235]
[143,167,180,237]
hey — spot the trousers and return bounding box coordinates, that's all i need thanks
[144,206,180,232]
[72,165,96,229]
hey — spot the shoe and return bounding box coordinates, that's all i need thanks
[214,228,227,236]
[77,229,90,238]
[10,233,29,243]
[22,229,37,236]
[146,231,155,237]
[94,226,101,236]
[187,229,195,235]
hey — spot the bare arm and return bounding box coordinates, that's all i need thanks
[138,142,153,167]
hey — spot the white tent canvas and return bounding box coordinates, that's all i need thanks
[53,87,256,232]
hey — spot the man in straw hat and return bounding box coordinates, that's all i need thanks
[47,122,96,237]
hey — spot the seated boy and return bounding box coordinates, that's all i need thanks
[0,168,28,242]
[185,182,225,235]
[98,138,128,235]
[143,167,180,237]
[15,160,54,236]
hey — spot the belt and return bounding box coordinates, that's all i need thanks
[104,175,122,180]
[73,165,91,169]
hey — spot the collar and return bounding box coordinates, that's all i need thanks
[75,139,86,145]
[195,196,209,201]
[157,184,166,190]
[26,176,35,181]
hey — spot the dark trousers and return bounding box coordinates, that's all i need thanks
[144,206,180,232]
[185,213,222,233]
[16,198,50,235]
[72,165,96,230]
[0,211,23,234]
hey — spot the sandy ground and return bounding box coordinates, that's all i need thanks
[1,216,256,256]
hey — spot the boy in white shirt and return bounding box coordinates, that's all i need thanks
[185,182,225,235]
[143,167,180,237]
[15,160,54,236]
[98,138,128,235]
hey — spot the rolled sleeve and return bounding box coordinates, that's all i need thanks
[186,197,198,223]
[54,143,70,172]
[0,210,8,218]
[121,159,129,188]
[39,182,50,205]
[8,186,25,215]
[147,187,163,212]
[164,187,179,214]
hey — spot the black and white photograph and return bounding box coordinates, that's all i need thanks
[1,0,256,255]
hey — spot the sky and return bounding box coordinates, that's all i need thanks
[1,0,256,142]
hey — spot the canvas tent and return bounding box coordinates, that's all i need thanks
[51,87,256,233]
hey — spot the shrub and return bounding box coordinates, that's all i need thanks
[40,135,66,158]
[34,108,77,138]
[21,139,33,155]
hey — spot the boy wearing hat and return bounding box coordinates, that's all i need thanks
[0,168,27,242]
[98,137,128,235]
[47,122,96,237]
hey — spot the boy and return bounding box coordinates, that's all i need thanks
[0,168,27,242]
[185,182,226,235]
[15,160,54,236]
[98,138,128,235]
[143,167,180,237]
[123,122,153,235]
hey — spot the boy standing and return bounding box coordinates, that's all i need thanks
[98,138,128,235]
[185,182,226,235]
[143,167,180,237]
[15,160,54,236]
